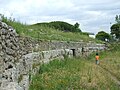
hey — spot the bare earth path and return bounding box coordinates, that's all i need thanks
[99,65,120,87]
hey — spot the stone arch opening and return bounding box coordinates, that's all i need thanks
[71,49,76,57]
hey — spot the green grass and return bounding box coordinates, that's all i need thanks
[1,15,102,42]
[29,44,120,90]
[99,43,120,81]
[27,25,97,42]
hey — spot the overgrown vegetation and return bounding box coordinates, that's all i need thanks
[0,14,100,42]
[111,23,120,41]
[1,14,28,34]
[95,31,111,41]
[34,21,81,32]
[95,15,120,42]
[18,74,23,83]
[29,44,120,90]
[99,43,120,80]
[28,24,96,42]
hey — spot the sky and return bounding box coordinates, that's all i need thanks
[0,0,120,34]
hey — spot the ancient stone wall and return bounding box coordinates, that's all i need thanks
[0,21,106,90]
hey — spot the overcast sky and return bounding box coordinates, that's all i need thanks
[0,0,120,34]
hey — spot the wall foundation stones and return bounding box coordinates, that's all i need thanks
[0,21,106,90]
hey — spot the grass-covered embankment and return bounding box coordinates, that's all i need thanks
[1,15,101,42]
[29,44,120,90]
[99,44,120,81]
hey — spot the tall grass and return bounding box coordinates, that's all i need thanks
[27,25,97,42]
[1,14,28,35]
[29,44,120,90]
[99,43,120,81]
[29,51,120,90]
[1,14,101,42]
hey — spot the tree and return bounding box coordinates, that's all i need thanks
[73,22,81,32]
[95,31,111,41]
[110,15,120,41]
[74,22,79,29]
[49,21,82,32]
[115,15,120,23]
[110,23,120,40]
[33,21,82,32]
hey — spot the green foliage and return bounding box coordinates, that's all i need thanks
[99,43,120,82]
[74,22,79,30]
[115,15,120,24]
[29,49,120,90]
[29,58,85,90]
[1,14,28,35]
[28,24,95,42]
[95,31,111,41]
[110,23,120,40]
[18,74,23,83]
[0,14,97,42]
[110,15,120,41]
[34,21,81,32]
[39,59,68,74]
[109,42,120,51]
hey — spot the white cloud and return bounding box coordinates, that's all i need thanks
[0,0,120,34]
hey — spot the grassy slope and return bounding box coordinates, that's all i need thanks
[1,16,100,42]
[27,25,97,42]
[29,44,120,90]
[99,44,120,81]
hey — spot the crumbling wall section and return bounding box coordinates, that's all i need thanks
[0,21,106,90]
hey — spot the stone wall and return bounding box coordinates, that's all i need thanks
[0,21,106,90]
[0,20,28,90]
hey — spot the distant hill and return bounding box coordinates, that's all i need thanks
[33,21,81,32]
[1,14,99,42]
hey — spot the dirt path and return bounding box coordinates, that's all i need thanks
[99,65,120,87]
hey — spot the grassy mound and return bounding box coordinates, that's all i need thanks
[1,15,101,42]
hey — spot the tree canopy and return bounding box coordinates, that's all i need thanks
[115,15,120,24]
[49,21,81,32]
[95,31,111,41]
[110,23,120,40]
[34,21,82,32]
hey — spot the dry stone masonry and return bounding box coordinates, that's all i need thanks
[0,20,106,90]
[0,20,28,90]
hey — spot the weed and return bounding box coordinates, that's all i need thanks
[1,14,101,42]
[18,74,23,83]
[29,44,120,89]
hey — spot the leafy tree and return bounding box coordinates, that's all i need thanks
[35,21,82,32]
[115,15,120,23]
[110,15,120,41]
[110,23,120,40]
[74,22,79,28]
[95,31,111,41]
[73,22,81,32]
[49,21,81,32]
